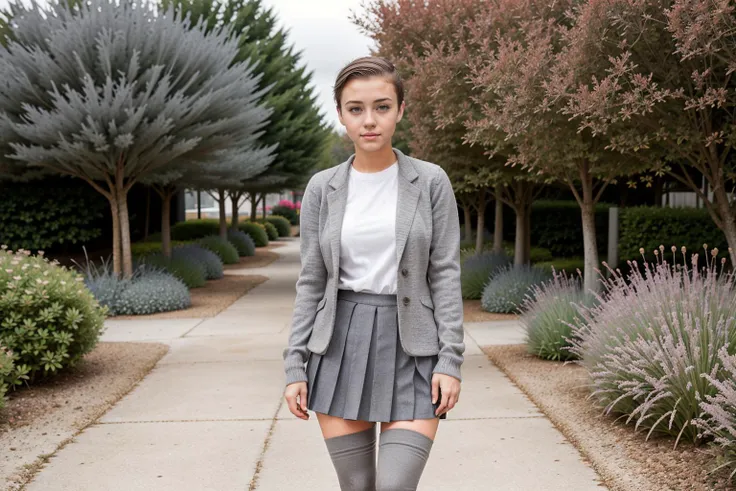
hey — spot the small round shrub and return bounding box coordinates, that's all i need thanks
[114,268,191,315]
[172,245,224,280]
[227,230,256,257]
[171,219,220,241]
[481,265,552,314]
[138,253,207,288]
[520,271,594,361]
[461,252,512,300]
[131,240,191,257]
[267,215,291,237]
[197,235,240,264]
[238,222,269,247]
[569,249,736,444]
[0,345,15,410]
[1,247,106,384]
[271,204,298,225]
[258,220,279,241]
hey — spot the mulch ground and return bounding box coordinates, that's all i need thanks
[482,344,734,491]
[463,299,519,322]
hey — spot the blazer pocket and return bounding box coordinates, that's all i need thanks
[420,295,434,310]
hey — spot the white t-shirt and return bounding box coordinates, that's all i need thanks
[338,161,399,295]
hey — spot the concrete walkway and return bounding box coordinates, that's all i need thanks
[25,238,605,490]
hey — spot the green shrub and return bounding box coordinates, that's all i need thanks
[266,215,291,237]
[520,271,593,361]
[115,269,191,315]
[461,252,512,300]
[197,235,239,264]
[535,257,585,275]
[618,206,727,264]
[258,220,279,241]
[172,245,224,280]
[238,222,269,247]
[1,247,106,383]
[481,265,552,314]
[227,230,255,257]
[131,240,191,257]
[138,253,207,288]
[0,345,15,410]
[0,179,106,252]
[271,205,298,225]
[170,219,220,241]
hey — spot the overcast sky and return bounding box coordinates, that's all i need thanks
[0,0,377,130]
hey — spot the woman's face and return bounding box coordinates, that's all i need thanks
[337,76,405,153]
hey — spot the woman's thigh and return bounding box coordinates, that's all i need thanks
[380,418,440,441]
[316,412,376,439]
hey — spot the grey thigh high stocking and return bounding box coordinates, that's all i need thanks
[376,428,434,491]
[324,426,377,491]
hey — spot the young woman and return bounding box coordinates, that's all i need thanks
[282,56,465,491]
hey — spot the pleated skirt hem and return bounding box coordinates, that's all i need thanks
[306,289,445,423]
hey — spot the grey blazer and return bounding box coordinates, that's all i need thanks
[283,148,465,386]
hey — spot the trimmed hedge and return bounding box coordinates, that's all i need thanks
[137,253,207,288]
[259,220,279,241]
[131,240,191,257]
[170,219,220,241]
[271,205,298,225]
[227,230,256,257]
[266,215,291,237]
[238,222,269,247]
[618,206,728,263]
[197,235,240,264]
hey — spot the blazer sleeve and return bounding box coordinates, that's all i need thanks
[282,179,328,386]
[428,166,465,381]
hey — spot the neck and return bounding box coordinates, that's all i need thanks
[352,144,396,173]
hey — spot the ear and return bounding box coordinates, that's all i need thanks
[396,101,406,123]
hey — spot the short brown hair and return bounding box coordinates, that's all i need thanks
[333,56,404,109]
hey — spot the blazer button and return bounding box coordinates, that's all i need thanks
[402,296,410,306]
[401,268,408,277]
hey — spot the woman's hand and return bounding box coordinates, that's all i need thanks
[284,381,310,420]
[432,373,461,417]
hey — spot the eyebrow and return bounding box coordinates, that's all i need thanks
[345,98,393,105]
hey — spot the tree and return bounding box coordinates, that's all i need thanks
[0,0,272,276]
[553,0,736,265]
[163,0,331,223]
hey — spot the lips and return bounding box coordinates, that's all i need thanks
[362,133,379,138]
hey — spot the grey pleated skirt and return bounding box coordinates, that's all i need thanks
[306,289,446,422]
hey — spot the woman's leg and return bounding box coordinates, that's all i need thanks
[316,412,377,491]
[375,418,440,491]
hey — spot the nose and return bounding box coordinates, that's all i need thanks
[363,109,376,128]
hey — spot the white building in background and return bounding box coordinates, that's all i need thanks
[183,190,297,220]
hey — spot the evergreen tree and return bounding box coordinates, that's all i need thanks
[0,0,272,276]
[162,0,331,222]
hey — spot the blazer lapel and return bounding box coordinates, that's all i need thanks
[326,155,353,275]
[394,149,420,263]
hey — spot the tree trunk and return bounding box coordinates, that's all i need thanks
[231,192,240,231]
[712,185,736,266]
[161,190,173,258]
[262,192,267,219]
[513,203,531,266]
[580,200,599,293]
[218,189,228,239]
[463,204,472,244]
[250,192,258,221]
[493,185,504,254]
[117,191,133,278]
[475,188,487,255]
[107,195,122,276]
[144,187,151,242]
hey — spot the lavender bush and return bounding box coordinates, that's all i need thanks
[693,346,736,480]
[521,270,593,361]
[569,246,736,445]
[460,252,512,300]
[481,265,552,314]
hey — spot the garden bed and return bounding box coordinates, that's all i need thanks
[463,299,519,322]
[1,342,169,491]
[482,344,733,491]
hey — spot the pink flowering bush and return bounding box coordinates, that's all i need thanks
[277,199,296,210]
[693,346,736,480]
[0,246,106,385]
[568,245,736,445]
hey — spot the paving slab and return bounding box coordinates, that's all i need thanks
[100,360,284,423]
[187,315,289,336]
[100,318,204,342]
[159,334,288,365]
[466,320,527,346]
[25,421,270,491]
